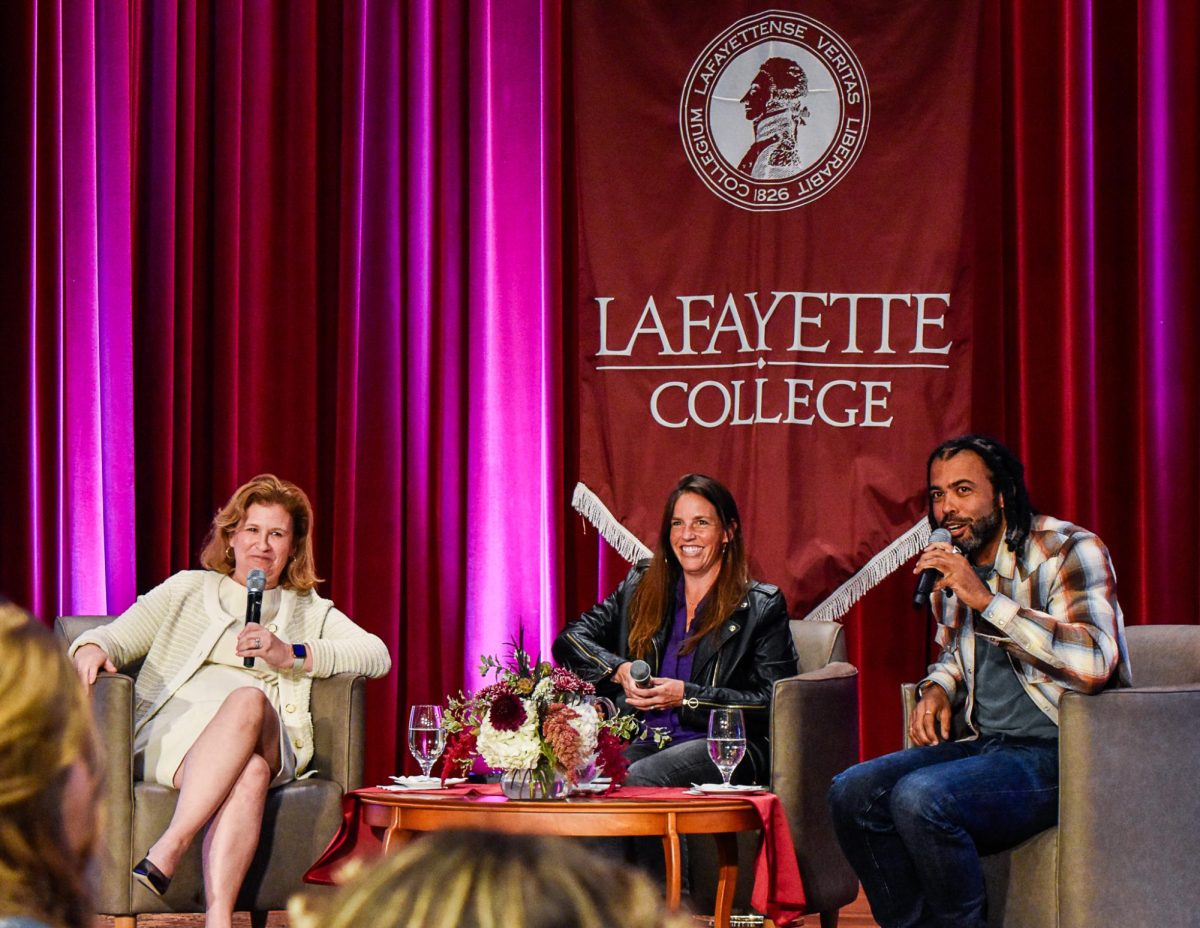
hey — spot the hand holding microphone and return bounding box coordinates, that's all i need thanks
[912,527,953,609]
[912,528,995,612]
[616,659,685,710]
[629,659,654,689]
[242,568,266,668]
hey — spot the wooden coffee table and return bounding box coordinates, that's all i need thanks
[356,790,762,928]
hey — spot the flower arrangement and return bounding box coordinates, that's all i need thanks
[441,638,644,798]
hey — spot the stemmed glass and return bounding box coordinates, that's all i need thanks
[707,708,747,787]
[407,704,446,778]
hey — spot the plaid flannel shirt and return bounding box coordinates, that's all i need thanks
[920,514,1131,733]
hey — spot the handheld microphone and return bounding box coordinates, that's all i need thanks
[629,659,654,688]
[912,527,954,610]
[244,568,266,668]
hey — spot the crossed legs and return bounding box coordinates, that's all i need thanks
[143,687,282,928]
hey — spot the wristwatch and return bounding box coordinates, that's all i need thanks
[291,643,308,672]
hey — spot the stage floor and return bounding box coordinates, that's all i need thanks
[93,887,881,928]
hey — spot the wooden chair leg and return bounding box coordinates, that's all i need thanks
[113,917,136,928]
[249,911,270,928]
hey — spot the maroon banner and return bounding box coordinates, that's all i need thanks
[570,2,985,618]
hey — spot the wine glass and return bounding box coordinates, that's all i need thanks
[408,704,446,778]
[707,707,746,787]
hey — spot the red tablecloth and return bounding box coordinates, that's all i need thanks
[305,784,806,927]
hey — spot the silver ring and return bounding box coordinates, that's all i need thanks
[254,637,261,649]
[924,710,933,716]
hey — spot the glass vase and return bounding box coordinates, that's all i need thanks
[499,767,567,800]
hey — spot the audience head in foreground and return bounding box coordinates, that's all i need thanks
[0,602,100,928]
[301,829,690,928]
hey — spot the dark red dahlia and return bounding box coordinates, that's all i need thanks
[488,691,528,731]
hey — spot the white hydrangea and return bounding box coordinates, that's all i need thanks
[568,702,600,759]
[531,676,555,702]
[476,703,542,771]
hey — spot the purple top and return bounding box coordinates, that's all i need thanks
[642,579,705,744]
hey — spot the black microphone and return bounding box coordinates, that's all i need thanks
[629,659,654,688]
[912,527,954,610]
[244,568,266,668]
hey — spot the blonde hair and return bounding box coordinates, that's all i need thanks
[299,830,689,928]
[0,603,100,928]
[199,474,323,592]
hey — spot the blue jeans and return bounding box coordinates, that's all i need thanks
[828,735,1059,928]
[625,736,714,787]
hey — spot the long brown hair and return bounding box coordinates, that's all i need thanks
[0,603,100,928]
[627,474,750,660]
[199,474,323,591]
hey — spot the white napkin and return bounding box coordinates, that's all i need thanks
[378,775,464,790]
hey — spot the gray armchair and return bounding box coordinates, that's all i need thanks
[57,615,366,928]
[690,619,860,928]
[901,624,1200,928]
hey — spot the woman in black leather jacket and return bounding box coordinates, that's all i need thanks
[553,474,797,786]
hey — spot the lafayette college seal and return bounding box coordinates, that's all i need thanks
[679,9,870,212]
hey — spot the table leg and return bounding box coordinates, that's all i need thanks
[382,809,414,855]
[662,813,682,909]
[713,833,739,928]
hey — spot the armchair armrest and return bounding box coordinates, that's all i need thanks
[901,682,918,749]
[770,662,860,915]
[1057,685,1200,928]
[89,672,135,913]
[309,673,366,791]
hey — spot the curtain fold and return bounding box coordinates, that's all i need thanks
[464,0,563,667]
[0,0,137,619]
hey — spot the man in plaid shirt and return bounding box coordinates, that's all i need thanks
[829,434,1130,928]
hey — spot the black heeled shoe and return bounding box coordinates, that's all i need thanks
[132,857,171,897]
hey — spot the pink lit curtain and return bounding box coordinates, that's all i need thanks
[0,0,562,780]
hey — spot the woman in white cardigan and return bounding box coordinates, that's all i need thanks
[70,475,391,928]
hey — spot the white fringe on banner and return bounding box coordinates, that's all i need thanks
[572,481,928,624]
[572,482,653,563]
[803,518,931,622]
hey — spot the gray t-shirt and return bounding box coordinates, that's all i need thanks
[972,565,1058,740]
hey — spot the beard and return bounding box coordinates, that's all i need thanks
[943,506,1003,559]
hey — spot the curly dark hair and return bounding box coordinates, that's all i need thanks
[926,434,1036,554]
